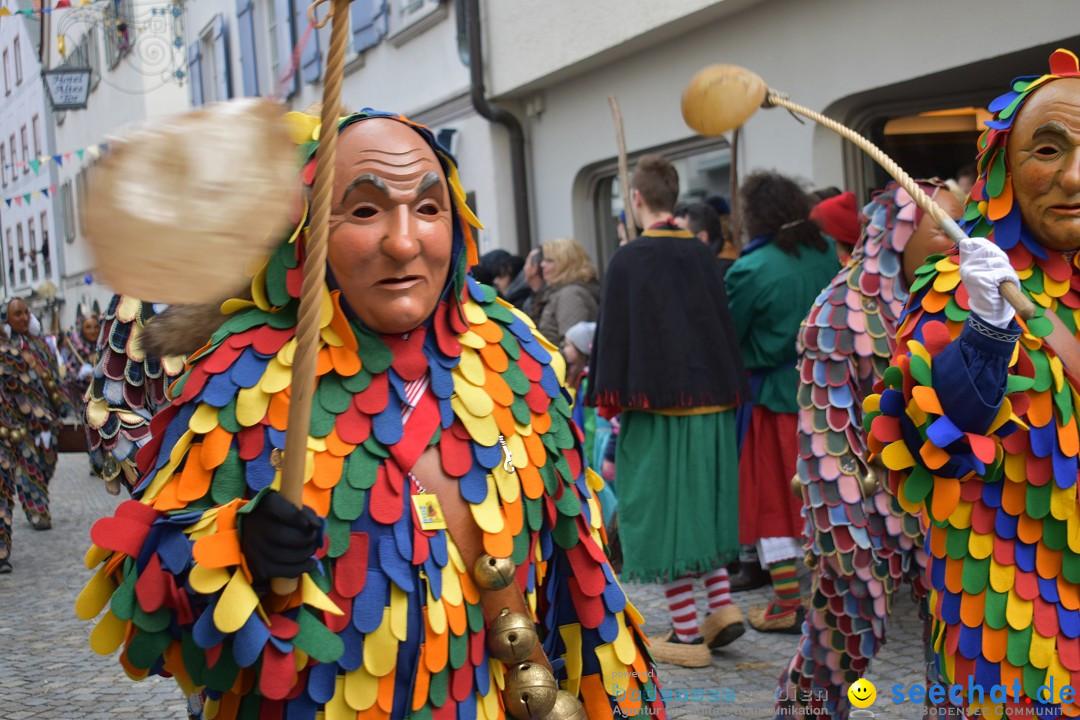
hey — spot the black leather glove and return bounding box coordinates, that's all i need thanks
[239,491,322,583]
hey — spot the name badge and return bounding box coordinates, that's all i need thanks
[412,493,447,531]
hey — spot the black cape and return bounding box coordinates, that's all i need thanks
[586,223,748,410]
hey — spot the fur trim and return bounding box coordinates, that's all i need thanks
[142,287,250,358]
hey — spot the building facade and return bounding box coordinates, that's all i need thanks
[483,0,1080,268]
[40,0,188,329]
[0,8,62,328]
[179,0,516,257]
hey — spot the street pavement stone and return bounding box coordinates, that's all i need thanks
[1,453,931,719]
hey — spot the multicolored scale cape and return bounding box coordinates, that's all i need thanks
[866,50,1080,714]
[85,295,186,492]
[78,111,662,720]
[0,334,63,520]
[782,182,939,717]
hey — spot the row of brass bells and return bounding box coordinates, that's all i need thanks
[488,608,539,664]
[474,553,516,590]
[503,662,559,720]
[504,667,587,720]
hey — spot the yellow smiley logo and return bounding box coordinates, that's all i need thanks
[848,678,877,708]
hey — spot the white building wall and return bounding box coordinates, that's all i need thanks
[0,12,61,316]
[41,0,189,328]
[180,0,516,254]
[483,0,1080,258]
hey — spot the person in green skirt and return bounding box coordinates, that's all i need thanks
[587,154,749,667]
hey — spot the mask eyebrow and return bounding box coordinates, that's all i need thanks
[1031,121,1069,142]
[417,171,442,195]
[340,173,389,204]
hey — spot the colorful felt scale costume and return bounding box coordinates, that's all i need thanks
[84,295,185,493]
[0,330,64,558]
[866,50,1080,714]
[780,182,947,717]
[78,111,663,720]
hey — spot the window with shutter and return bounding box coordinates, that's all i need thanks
[188,41,204,106]
[298,0,321,83]
[351,0,387,53]
[212,15,233,101]
[237,0,260,96]
[274,0,297,97]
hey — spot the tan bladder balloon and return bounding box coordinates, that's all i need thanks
[681,64,767,137]
[82,98,297,305]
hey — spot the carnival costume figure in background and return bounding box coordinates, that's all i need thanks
[61,309,102,411]
[587,154,748,668]
[84,296,187,495]
[778,180,962,717]
[866,50,1080,714]
[0,298,66,572]
[78,110,664,720]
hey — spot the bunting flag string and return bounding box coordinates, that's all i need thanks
[2,142,106,173]
[2,183,58,208]
[0,0,102,17]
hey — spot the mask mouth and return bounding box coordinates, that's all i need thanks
[378,275,423,288]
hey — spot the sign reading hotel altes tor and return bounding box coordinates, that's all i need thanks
[43,68,92,110]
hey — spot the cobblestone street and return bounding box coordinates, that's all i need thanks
[1,453,929,719]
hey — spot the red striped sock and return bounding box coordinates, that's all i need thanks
[663,577,701,643]
[702,568,732,612]
[769,559,801,606]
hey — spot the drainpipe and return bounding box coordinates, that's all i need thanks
[464,0,531,256]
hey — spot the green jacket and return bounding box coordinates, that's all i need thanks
[725,237,839,413]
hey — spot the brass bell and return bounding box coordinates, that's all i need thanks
[0,426,9,440]
[861,466,880,497]
[503,662,559,720]
[790,474,803,498]
[541,690,587,720]
[474,553,516,591]
[487,608,539,664]
[51,393,63,405]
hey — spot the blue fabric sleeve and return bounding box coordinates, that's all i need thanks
[931,312,1020,436]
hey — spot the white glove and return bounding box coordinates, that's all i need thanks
[959,238,1021,329]
[78,363,93,380]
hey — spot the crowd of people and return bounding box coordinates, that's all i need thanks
[0,46,1074,720]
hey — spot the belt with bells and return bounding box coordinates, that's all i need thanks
[412,447,587,720]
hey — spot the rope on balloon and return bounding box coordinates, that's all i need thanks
[762,91,1035,320]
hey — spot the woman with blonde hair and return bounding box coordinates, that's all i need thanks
[535,237,601,347]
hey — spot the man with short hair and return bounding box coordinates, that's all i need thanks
[588,154,748,666]
[0,298,64,573]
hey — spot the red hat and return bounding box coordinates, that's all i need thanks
[810,191,860,247]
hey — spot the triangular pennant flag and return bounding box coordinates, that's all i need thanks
[41,188,49,198]
[55,0,71,7]
[64,152,71,160]
[19,7,33,15]
[87,145,100,160]
[28,159,40,174]
[22,193,30,203]
[4,199,11,208]
[76,149,85,161]
[52,154,62,166]
[99,142,108,153]
[14,197,22,207]
[32,191,39,199]
[0,6,10,16]
[49,185,56,192]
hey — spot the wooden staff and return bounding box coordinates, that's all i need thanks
[608,95,636,241]
[271,0,352,596]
